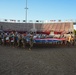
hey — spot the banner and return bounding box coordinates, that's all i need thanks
[58,20,61,22]
[36,20,39,22]
[10,19,16,22]
[23,20,26,22]
[18,20,20,22]
[4,19,7,21]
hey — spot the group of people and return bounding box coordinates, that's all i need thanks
[0,31,76,50]
[0,31,34,50]
[66,34,75,46]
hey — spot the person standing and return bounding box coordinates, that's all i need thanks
[29,33,34,50]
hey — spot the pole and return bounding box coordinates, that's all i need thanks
[25,0,28,23]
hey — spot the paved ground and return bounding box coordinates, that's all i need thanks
[0,45,76,75]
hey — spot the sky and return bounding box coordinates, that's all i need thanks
[0,0,76,20]
[0,0,76,29]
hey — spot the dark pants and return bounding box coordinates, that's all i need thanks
[29,41,33,49]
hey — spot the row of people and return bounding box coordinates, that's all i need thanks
[0,31,75,49]
[0,32,34,50]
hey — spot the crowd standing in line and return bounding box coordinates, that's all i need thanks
[0,31,38,50]
[0,31,76,50]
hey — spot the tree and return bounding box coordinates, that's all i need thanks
[74,29,76,35]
